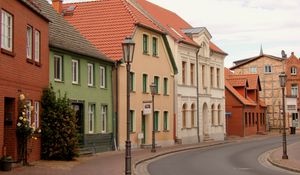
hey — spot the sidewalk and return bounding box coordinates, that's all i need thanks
[1,133,280,175]
[268,140,300,173]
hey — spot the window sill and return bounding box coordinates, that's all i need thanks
[142,91,149,94]
[163,94,169,96]
[152,55,159,58]
[163,130,169,132]
[130,90,136,93]
[143,52,150,56]
[54,79,64,83]
[35,61,41,67]
[100,86,107,90]
[88,85,96,88]
[155,131,160,133]
[72,82,80,86]
[26,58,34,64]
[130,131,136,134]
[1,48,15,57]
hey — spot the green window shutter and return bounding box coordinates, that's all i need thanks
[143,34,148,54]
[164,111,168,130]
[143,74,147,93]
[130,72,134,91]
[152,37,157,56]
[130,110,134,132]
[154,111,159,131]
[163,78,168,95]
[154,76,159,94]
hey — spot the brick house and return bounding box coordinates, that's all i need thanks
[0,0,49,161]
[230,52,285,131]
[285,52,300,128]
[225,69,267,136]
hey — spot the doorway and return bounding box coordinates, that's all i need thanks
[141,113,146,144]
[4,97,15,157]
[72,103,84,145]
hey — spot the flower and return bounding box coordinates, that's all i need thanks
[17,122,21,127]
[38,129,41,133]
[19,94,25,100]
[19,116,23,120]
[22,112,25,116]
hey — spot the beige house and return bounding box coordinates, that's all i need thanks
[230,52,285,130]
[63,0,177,149]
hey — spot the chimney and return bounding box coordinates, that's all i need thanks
[52,0,63,14]
[281,50,287,58]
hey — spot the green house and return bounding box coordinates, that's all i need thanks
[40,0,115,152]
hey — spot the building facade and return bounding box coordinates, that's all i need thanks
[134,0,227,143]
[225,69,267,136]
[63,0,177,149]
[0,0,49,161]
[230,53,285,130]
[44,0,115,152]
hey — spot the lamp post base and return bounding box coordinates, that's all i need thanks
[151,148,156,153]
[282,154,288,159]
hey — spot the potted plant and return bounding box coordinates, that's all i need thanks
[0,156,13,171]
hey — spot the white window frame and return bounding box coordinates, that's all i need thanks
[101,105,107,133]
[291,67,297,75]
[249,66,257,73]
[88,104,95,133]
[26,25,32,59]
[291,84,298,97]
[100,66,106,88]
[72,59,79,84]
[264,65,272,73]
[54,55,63,81]
[34,30,40,62]
[34,101,39,128]
[1,10,13,51]
[88,63,94,86]
[26,100,32,125]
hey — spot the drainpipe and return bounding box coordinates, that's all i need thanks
[196,49,200,143]
[114,61,120,150]
[242,105,245,137]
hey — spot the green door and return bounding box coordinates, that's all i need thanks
[141,113,146,144]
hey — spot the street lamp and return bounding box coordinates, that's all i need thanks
[150,82,156,153]
[122,36,135,175]
[279,72,288,160]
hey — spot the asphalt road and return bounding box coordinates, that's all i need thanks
[148,135,300,175]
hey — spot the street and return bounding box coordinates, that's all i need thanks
[148,135,300,175]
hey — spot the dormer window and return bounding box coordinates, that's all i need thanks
[291,67,297,75]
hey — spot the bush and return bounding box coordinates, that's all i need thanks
[41,86,78,160]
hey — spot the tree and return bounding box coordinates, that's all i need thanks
[41,86,78,160]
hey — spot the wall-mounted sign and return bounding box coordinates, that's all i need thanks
[143,101,152,115]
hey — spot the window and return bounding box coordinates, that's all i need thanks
[130,110,136,132]
[54,55,63,81]
[264,65,272,73]
[88,104,95,133]
[34,30,40,62]
[211,104,215,125]
[142,74,148,93]
[130,72,135,92]
[182,61,186,84]
[248,113,251,127]
[190,63,195,85]
[252,113,255,126]
[88,63,94,86]
[152,37,158,56]
[202,65,205,87]
[217,68,220,88]
[182,104,187,128]
[163,78,168,95]
[26,100,32,124]
[72,60,79,84]
[291,84,298,97]
[154,111,159,131]
[26,26,32,59]
[154,76,159,93]
[143,34,149,54]
[1,10,13,51]
[101,105,107,133]
[291,67,297,75]
[163,111,168,131]
[210,67,214,87]
[218,104,221,125]
[100,66,106,88]
[191,104,195,127]
[245,112,248,127]
[249,67,257,73]
[34,101,39,128]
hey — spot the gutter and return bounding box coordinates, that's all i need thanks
[114,60,121,150]
[196,49,200,143]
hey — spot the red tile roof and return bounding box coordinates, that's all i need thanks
[63,0,163,60]
[134,0,226,54]
[227,74,260,90]
[259,99,267,108]
[225,80,256,106]
[226,78,248,87]
[224,68,234,76]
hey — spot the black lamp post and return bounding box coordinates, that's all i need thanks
[279,72,288,160]
[150,82,156,153]
[122,36,135,175]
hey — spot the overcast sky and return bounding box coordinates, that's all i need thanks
[55,0,300,67]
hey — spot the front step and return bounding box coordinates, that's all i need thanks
[78,147,93,157]
[203,135,214,142]
[140,144,161,149]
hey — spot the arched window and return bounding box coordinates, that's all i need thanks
[245,112,248,127]
[218,104,221,125]
[182,104,187,128]
[211,104,215,126]
[191,104,196,127]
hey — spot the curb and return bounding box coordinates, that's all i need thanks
[133,141,231,175]
[267,145,300,173]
